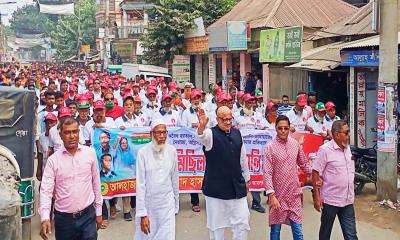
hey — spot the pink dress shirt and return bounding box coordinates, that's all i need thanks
[263,137,311,225]
[312,140,355,207]
[39,145,103,222]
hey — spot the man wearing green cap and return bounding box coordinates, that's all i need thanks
[255,90,266,117]
[306,102,329,140]
[77,96,92,145]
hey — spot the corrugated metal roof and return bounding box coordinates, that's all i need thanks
[309,2,376,40]
[208,0,357,30]
[341,32,400,49]
[286,41,345,71]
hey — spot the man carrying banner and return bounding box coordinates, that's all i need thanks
[197,106,250,240]
[263,115,312,240]
[181,88,205,212]
[285,94,309,132]
[135,119,179,240]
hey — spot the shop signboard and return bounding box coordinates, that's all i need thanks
[111,42,134,63]
[227,21,248,51]
[376,84,397,152]
[356,72,366,148]
[341,49,400,66]
[184,36,209,54]
[259,26,303,63]
[173,55,190,87]
[208,24,228,52]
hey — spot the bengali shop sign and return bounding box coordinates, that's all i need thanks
[259,26,303,63]
[93,128,322,198]
[184,36,209,54]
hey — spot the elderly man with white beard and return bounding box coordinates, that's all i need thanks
[135,119,179,240]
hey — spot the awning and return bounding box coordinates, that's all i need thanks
[287,59,341,72]
[286,41,344,71]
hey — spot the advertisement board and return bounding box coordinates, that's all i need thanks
[259,26,302,63]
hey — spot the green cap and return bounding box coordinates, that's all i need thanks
[78,100,90,109]
[315,102,326,111]
[255,89,263,97]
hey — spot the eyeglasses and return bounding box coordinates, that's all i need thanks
[104,98,114,101]
[218,117,233,123]
[277,126,290,131]
[153,130,168,136]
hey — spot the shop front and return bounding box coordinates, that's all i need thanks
[341,48,399,150]
[208,21,250,90]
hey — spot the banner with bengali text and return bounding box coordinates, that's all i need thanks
[93,127,321,198]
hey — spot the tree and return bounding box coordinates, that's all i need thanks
[141,0,238,66]
[50,0,96,60]
[9,5,54,35]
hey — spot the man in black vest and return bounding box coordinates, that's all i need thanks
[197,106,251,240]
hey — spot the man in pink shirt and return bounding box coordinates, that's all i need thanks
[39,117,103,240]
[312,120,358,240]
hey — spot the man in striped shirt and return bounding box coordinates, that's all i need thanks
[277,95,292,116]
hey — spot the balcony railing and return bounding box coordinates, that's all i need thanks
[116,25,145,39]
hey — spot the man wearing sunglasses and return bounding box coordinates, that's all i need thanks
[197,106,250,240]
[104,91,125,120]
[263,115,312,240]
[312,120,357,240]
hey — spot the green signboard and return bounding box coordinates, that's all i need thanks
[259,26,303,63]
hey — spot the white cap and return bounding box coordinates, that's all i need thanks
[184,82,194,88]
[150,118,166,130]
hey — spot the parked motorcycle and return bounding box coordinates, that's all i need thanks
[350,145,377,195]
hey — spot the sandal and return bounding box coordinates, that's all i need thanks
[192,205,201,212]
[110,206,117,219]
[101,220,108,229]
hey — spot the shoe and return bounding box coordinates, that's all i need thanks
[124,212,132,221]
[251,204,266,213]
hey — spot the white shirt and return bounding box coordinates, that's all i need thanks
[48,125,63,152]
[135,142,179,240]
[38,132,50,170]
[233,110,267,130]
[196,128,250,182]
[115,114,147,128]
[181,107,201,128]
[93,90,102,101]
[285,107,309,131]
[324,115,341,132]
[152,109,182,127]
[83,117,116,145]
[181,98,191,109]
[307,116,328,135]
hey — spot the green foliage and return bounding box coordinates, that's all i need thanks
[8,0,96,60]
[9,5,53,35]
[50,0,96,59]
[141,0,238,66]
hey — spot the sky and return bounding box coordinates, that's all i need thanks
[0,0,34,25]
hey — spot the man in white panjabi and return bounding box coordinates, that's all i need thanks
[135,119,179,240]
[197,106,251,240]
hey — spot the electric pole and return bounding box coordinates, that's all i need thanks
[377,0,398,202]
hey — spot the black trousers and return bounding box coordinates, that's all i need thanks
[319,203,358,240]
[190,193,199,205]
[102,198,117,219]
[54,206,97,240]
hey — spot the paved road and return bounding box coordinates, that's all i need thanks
[30,190,400,240]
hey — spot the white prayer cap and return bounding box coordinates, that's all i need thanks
[150,118,166,130]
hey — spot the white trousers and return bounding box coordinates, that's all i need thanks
[205,196,250,240]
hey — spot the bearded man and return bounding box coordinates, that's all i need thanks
[135,119,179,240]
